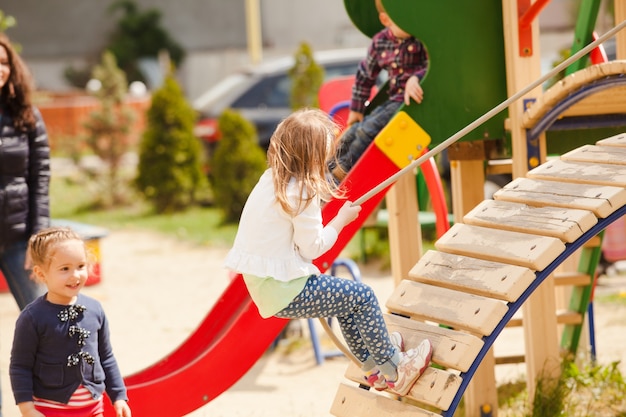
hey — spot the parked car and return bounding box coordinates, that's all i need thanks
[192,48,372,151]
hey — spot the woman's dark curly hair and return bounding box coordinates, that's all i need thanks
[0,33,36,131]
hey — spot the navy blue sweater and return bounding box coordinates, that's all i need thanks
[9,294,128,405]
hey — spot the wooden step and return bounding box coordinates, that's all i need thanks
[554,271,591,286]
[561,144,626,166]
[331,384,440,417]
[334,313,481,415]
[386,280,509,336]
[596,132,626,148]
[385,314,483,372]
[527,159,626,188]
[493,177,626,218]
[463,199,597,243]
[344,365,461,411]
[409,250,535,303]
[435,223,565,271]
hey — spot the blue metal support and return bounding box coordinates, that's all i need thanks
[442,203,626,416]
[527,74,626,142]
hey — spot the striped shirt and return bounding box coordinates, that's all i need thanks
[34,385,101,410]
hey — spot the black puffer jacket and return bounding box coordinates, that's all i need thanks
[0,106,50,251]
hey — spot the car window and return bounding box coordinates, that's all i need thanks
[324,62,360,79]
[193,73,248,111]
[229,60,380,110]
[232,74,288,108]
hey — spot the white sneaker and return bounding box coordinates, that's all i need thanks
[386,339,433,396]
[363,332,405,391]
[389,331,405,352]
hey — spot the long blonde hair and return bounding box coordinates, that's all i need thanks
[267,108,342,216]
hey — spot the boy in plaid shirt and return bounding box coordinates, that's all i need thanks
[330,0,428,182]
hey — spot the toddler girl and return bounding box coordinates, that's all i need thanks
[225,108,432,396]
[10,227,131,417]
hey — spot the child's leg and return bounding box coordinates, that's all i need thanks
[275,274,397,366]
[276,274,432,396]
[336,100,402,172]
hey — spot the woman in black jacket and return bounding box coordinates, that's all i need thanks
[0,32,49,311]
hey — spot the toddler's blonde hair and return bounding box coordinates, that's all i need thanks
[28,226,91,281]
[267,108,342,216]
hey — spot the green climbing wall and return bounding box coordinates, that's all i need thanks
[344,0,509,146]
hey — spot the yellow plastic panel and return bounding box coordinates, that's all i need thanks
[374,111,431,169]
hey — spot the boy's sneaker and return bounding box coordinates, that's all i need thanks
[386,339,433,396]
[363,332,405,391]
[331,165,347,182]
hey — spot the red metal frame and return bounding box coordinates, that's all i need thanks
[518,0,551,56]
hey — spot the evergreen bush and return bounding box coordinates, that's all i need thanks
[211,109,266,223]
[288,42,324,110]
[82,50,135,207]
[135,74,206,213]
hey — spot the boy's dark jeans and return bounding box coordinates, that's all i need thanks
[333,100,403,173]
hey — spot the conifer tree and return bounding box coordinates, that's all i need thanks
[288,42,324,110]
[211,109,266,223]
[83,50,135,207]
[135,73,206,213]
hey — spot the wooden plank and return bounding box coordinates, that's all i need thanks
[451,159,485,222]
[506,310,582,327]
[596,132,626,148]
[463,200,597,243]
[435,223,565,271]
[343,364,461,412]
[486,158,513,175]
[523,62,626,128]
[331,384,440,417]
[495,354,525,365]
[560,86,626,117]
[554,271,591,286]
[493,177,626,218]
[409,250,535,302]
[584,235,602,248]
[527,159,626,187]
[561,144,626,166]
[386,280,509,336]
[386,174,421,286]
[385,313,484,372]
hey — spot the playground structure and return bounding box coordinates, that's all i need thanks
[329,1,626,416]
[94,1,626,416]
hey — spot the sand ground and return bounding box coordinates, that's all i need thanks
[1,229,626,417]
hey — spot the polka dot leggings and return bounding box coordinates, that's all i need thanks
[275,274,395,365]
